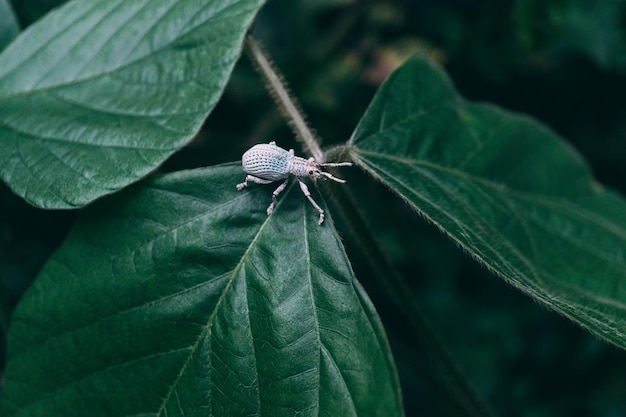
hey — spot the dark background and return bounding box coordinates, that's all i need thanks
[2,0,626,415]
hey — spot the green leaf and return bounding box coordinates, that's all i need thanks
[0,0,19,51]
[347,55,626,349]
[0,0,264,209]
[0,165,403,416]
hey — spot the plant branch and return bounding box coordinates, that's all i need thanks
[245,36,324,162]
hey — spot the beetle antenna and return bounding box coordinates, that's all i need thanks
[320,162,352,167]
[321,172,347,183]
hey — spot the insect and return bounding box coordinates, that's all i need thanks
[236,141,352,225]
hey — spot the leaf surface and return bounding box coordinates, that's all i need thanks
[0,0,264,208]
[347,55,626,348]
[0,165,402,417]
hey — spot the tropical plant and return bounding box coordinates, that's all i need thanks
[1,0,625,416]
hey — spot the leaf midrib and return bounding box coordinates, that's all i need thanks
[10,181,254,352]
[155,181,290,416]
[351,150,626,294]
[8,184,279,415]
[352,148,626,240]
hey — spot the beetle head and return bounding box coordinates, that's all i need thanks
[304,158,352,183]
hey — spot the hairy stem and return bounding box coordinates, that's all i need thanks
[245,36,324,162]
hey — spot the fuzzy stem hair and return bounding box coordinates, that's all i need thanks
[245,36,324,162]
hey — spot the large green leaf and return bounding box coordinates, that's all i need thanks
[0,0,19,51]
[0,165,403,416]
[0,0,264,209]
[346,55,626,348]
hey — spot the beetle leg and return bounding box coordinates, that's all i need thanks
[236,175,273,190]
[298,180,325,225]
[267,178,289,216]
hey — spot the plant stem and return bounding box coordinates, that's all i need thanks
[245,36,324,162]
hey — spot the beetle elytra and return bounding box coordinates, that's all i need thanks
[236,141,351,225]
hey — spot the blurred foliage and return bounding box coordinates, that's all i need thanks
[3,0,626,415]
[9,0,66,25]
[0,0,19,49]
[0,184,74,382]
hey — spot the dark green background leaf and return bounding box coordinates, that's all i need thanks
[515,0,626,72]
[0,0,264,208]
[347,55,626,349]
[9,0,68,27]
[0,0,19,50]
[0,165,403,416]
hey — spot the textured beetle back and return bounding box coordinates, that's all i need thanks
[241,143,291,181]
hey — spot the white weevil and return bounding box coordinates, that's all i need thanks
[236,141,352,225]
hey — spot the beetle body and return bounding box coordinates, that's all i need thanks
[241,142,318,180]
[237,141,351,225]
[241,143,292,181]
